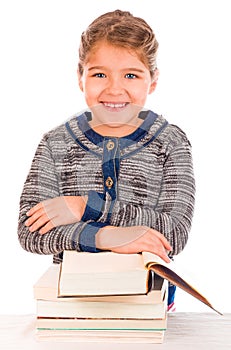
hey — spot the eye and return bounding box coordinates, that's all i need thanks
[93,73,106,78]
[125,73,137,79]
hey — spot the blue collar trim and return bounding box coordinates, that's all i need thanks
[77,110,158,150]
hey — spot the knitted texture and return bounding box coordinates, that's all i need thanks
[18,111,195,263]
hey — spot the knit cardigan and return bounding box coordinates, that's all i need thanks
[18,110,195,263]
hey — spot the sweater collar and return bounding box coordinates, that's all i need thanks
[65,109,168,159]
[77,109,158,150]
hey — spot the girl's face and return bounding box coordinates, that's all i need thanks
[78,41,158,136]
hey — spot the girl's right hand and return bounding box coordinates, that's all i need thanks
[96,225,172,263]
[25,196,87,234]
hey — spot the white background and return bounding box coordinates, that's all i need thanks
[0,0,230,315]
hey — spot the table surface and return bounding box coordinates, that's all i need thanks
[0,312,230,350]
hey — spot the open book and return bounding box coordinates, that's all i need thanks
[58,251,221,314]
[58,251,152,297]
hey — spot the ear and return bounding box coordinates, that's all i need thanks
[77,70,84,92]
[148,69,159,94]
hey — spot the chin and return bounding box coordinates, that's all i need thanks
[90,104,142,125]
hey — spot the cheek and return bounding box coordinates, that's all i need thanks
[83,82,96,95]
[132,84,150,103]
[84,86,102,107]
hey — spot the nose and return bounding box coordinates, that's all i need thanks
[105,76,124,95]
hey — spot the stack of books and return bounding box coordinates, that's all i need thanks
[34,251,220,343]
[34,251,169,343]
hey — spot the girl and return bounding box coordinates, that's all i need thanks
[18,10,195,310]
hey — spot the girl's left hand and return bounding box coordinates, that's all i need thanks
[25,196,87,234]
[96,225,172,263]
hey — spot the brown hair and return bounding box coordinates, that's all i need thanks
[78,9,159,79]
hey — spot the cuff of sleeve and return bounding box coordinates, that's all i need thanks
[79,222,108,253]
[81,191,105,222]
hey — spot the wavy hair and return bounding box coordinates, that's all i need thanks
[78,10,159,79]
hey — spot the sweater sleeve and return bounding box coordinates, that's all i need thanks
[17,135,87,255]
[109,141,195,256]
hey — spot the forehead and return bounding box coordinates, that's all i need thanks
[86,41,147,69]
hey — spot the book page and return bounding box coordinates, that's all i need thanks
[148,263,222,315]
[142,252,169,267]
[62,251,145,274]
[141,252,221,315]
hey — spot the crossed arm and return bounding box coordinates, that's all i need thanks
[19,136,194,263]
[24,195,172,263]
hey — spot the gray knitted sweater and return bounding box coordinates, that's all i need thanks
[18,110,195,263]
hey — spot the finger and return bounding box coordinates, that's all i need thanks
[161,238,172,251]
[28,214,50,232]
[25,207,46,227]
[151,229,172,251]
[39,221,55,235]
[136,226,172,251]
[154,248,171,263]
[26,202,45,216]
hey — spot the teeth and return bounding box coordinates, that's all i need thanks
[104,102,126,108]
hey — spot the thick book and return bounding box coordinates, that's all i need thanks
[36,315,167,331]
[34,264,166,302]
[58,251,151,296]
[58,251,221,314]
[36,296,167,319]
[34,264,167,319]
[36,329,164,343]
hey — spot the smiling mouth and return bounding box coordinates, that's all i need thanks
[102,102,128,109]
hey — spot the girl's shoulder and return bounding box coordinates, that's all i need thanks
[153,114,192,149]
[41,114,80,143]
